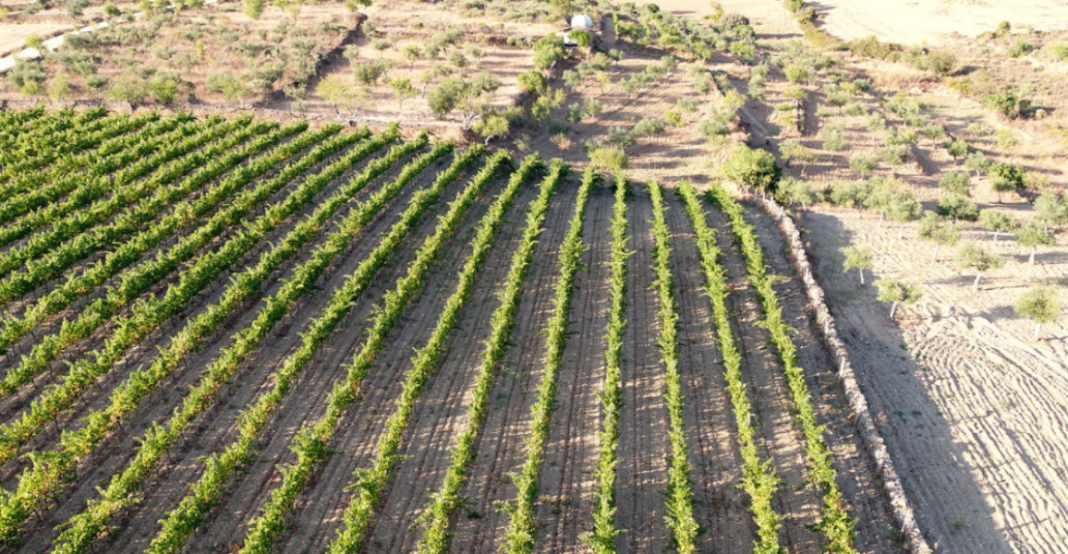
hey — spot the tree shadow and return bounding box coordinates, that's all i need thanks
[800,209,1015,551]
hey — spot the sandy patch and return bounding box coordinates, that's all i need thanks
[0,23,72,56]
[814,0,1068,46]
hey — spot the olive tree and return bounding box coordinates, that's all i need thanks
[939,171,972,196]
[389,77,416,109]
[937,193,979,223]
[956,243,1005,291]
[722,142,781,196]
[841,245,873,284]
[1015,286,1061,340]
[964,151,992,178]
[1016,224,1054,265]
[779,176,821,211]
[780,140,816,175]
[875,279,923,319]
[1033,191,1068,231]
[918,211,961,262]
[979,209,1017,242]
[317,74,367,119]
[886,191,922,239]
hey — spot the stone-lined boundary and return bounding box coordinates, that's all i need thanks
[752,193,933,554]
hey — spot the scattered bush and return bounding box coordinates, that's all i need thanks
[589,146,628,171]
[722,142,781,194]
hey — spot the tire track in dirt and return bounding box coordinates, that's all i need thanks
[662,190,752,553]
[804,206,1068,554]
[345,171,540,554]
[441,178,581,554]
[531,182,612,554]
[6,145,437,553]
[741,202,900,554]
[613,189,671,554]
[703,200,824,553]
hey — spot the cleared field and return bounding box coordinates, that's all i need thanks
[0,110,898,554]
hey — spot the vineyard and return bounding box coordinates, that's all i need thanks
[0,108,905,554]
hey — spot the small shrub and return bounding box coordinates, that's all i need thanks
[1008,38,1034,58]
[589,146,628,171]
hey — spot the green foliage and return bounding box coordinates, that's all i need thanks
[979,210,1017,240]
[937,193,979,222]
[982,90,1031,119]
[874,279,922,317]
[581,174,628,554]
[607,126,637,148]
[1015,286,1061,326]
[880,144,910,167]
[1008,38,1034,58]
[939,171,972,196]
[779,176,821,208]
[680,181,785,554]
[634,117,666,137]
[517,69,547,93]
[647,181,701,553]
[1033,191,1068,228]
[990,161,1025,193]
[533,35,565,70]
[925,50,957,76]
[956,242,1005,289]
[841,245,873,283]
[965,151,992,175]
[722,143,781,193]
[244,0,263,18]
[325,152,534,554]
[918,211,962,261]
[828,180,873,209]
[819,124,847,151]
[353,59,392,86]
[235,144,497,554]
[501,168,593,554]
[0,121,384,547]
[589,146,628,171]
[848,155,877,177]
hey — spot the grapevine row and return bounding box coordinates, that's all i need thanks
[0,116,244,281]
[500,166,593,554]
[0,112,172,238]
[676,180,784,554]
[649,181,701,553]
[0,117,256,306]
[0,108,103,169]
[0,108,113,175]
[0,113,187,230]
[0,132,432,546]
[0,121,340,395]
[582,173,630,554]
[0,110,151,196]
[414,158,563,554]
[706,184,857,553]
[236,147,497,554]
[49,135,446,554]
[143,135,453,554]
[326,151,533,554]
[0,106,45,149]
[0,127,397,465]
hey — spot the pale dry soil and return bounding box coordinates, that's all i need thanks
[803,203,1068,554]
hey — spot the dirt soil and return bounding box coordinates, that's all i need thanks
[812,0,1068,46]
[801,202,1068,554]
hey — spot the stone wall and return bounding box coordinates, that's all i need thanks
[755,195,934,554]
